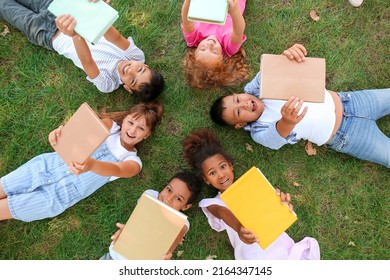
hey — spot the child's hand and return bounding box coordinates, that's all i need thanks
[55,14,77,37]
[48,125,63,148]
[275,188,294,212]
[282,43,307,63]
[110,223,125,244]
[69,157,95,175]
[227,0,239,15]
[280,96,308,125]
[238,226,258,244]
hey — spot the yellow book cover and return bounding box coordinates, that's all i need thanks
[220,166,297,249]
[112,193,188,260]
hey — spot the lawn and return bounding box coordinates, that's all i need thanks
[0,0,389,260]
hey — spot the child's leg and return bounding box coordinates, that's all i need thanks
[328,89,390,167]
[0,0,57,51]
[0,198,13,221]
[15,0,53,13]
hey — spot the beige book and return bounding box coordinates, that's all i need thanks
[53,102,110,165]
[260,54,326,103]
[113,193,188,260]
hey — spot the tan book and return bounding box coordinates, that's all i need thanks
[53,102,110,165]
[220,166,297,249]
[260,54,326,103]
[113,193,188,260]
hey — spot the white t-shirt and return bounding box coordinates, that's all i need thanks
[53,34,145,93]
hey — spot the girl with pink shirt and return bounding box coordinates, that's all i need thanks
[181,0,250,89]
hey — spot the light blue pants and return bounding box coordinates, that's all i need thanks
[327,89,390,168]
[0,0,57,50]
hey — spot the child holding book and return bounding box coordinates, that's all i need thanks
[0,0,165,101]
[210,44,390,168]
[181,0,250,89]
[182,127,320,260]
[0,101,163,222]
[100,171,202,260]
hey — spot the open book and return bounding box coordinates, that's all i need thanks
[48,0,119,45]
[188,0,228,25]
[260,54,326,103]
[113,193,188,260]
[53,102,110,165]
[220,166,298,249]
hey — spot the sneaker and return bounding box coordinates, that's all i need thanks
[348,0,363,7]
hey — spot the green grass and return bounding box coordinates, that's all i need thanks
[0,0,389,260]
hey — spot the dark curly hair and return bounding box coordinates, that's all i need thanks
[182,127,233,179]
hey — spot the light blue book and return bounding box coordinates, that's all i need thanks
[48,0,119,45]
[188,0,228,25]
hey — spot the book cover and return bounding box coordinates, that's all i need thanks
[53,102,110,165]
[220,166,298,250]
[48,0,119,45]
[188,0,228,25]
[260,54,326,103]
[113,193,188,260]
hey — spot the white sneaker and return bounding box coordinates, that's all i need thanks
[348,0,363,7]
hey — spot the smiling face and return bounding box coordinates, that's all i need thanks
[222,93,265,128]
[194,35,223,67]
[117,61,152,93]
[202,154,234,193]
[158,178,192,211]
[119,114,151,150]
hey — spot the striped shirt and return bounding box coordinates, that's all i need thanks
[53,34,145,93]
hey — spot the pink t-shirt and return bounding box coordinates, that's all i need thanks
[181,0,247,57]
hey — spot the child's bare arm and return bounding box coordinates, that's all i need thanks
[55,15,100,79]
[69,158,141,178]
[228,0,245,45]
[207,204,257,244]
[181,0,195,33]
[103,27,131,51]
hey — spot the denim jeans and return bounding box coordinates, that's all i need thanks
[327,88,390,168]
[0,0,57,50]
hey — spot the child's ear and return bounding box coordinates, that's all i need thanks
[234,122,247,129]
[124,85,133,94]
[181,203,192,211]
[203,176,210,185]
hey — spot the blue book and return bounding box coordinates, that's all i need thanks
[188,0,228,25]
[48,0,119,45]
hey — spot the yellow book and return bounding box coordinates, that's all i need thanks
[112,193,188,260]
[220,166,297,249]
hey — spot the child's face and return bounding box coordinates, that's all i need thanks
[120,113,151,149]
[222,93,264,128]
[117,61,152,93]
[158,178,192,211]
[202,154,234,193]
[195,35,223,67]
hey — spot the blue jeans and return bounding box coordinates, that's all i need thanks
[0,0,57,50]
[327,89,390,168]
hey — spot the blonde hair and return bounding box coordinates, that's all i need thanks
[183,48,250,89]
